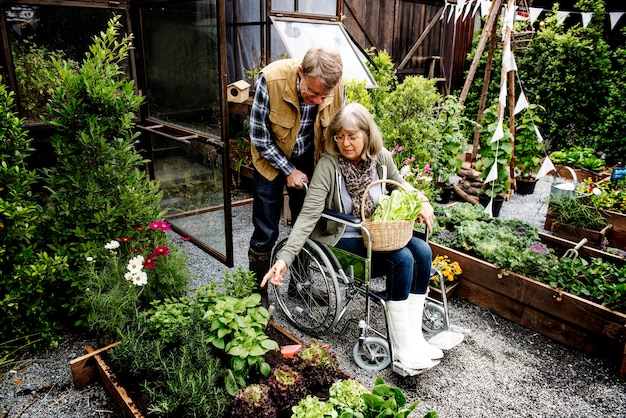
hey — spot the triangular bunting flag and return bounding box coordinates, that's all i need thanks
[472,0,481,17]
[534,125,544,143]
[463,0,474,20]
[581,12,593,28]
[491,120,504,143]
[484,162,499,183]
[481,0,492,19]
[610,12,624,30]
[529,7,542,24]
[514,91,529,115]
[556,11,569,25]
[483,198,494,217]
[498,81,507,106]
[536,156,556,178]
[503,42,517,72]
[502,4,516,39]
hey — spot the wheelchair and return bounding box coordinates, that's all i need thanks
[269,208,469,376]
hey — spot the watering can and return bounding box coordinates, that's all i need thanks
[551,165,578,199]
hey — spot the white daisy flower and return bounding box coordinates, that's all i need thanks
[126,255,145,273]
[104,240,120,250]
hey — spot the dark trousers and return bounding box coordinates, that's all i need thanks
[249,148,314,254]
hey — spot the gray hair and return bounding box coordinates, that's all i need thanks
[324,103,383,161]
[301,45,343,91]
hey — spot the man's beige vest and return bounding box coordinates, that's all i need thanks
[251,59,344,180]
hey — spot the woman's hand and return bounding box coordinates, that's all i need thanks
[417,201,435,232]
[261,259,288,288]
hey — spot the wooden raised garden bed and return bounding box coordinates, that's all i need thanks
[544,207,626,251]
[429,241,626,379]
[69,320,305,418]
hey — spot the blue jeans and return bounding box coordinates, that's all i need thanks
[249,149,314,253]
[335,236,432,300]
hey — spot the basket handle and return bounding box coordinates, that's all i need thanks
[552,165,578,187]
[360,179,409,221]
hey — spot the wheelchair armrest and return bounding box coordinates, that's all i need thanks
[321,208,362,228]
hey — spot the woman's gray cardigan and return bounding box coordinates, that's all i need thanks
[276,148,414,266]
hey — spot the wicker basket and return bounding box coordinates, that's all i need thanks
[361,179,415,252]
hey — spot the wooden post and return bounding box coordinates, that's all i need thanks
[459,0,504,106]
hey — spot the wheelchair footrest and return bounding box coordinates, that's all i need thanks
[428,330,465,350]
[391,360,440,377]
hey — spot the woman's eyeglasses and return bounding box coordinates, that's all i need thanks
[333,133,362,143]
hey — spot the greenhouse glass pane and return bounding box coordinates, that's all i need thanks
[141,0,221,137]
[272,17,376,88]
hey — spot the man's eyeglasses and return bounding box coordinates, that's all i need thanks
[301,77,334,100]
[333,133,362,143]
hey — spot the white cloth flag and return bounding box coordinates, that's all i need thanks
[491,120,504,143]
[534,125,544,143]
[581,12,593,28]
[514,91,529,115]
[483,198,494,217]
[484,162,499,183]
[529,7,542,24]
[472,0,481,17]
[610,12,624,30]
[536,155,556,178]
[498,81,507,106]
[503,42,517,72]
[556,11,569,26]
[481,0,492,19]
[502,5,516,40]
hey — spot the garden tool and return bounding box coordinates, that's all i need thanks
[562,238,588,260]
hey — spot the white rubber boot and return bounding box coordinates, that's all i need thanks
[408,293,444,359]
[386,299,439,370]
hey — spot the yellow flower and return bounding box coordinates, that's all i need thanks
[431,255,462,287]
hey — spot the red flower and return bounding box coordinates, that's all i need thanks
[119,236,132,243]
[180,236,191,241]
[149,221,171,231]
[143,255,158,270]
[134,226,146,231]
[153,245,170,257]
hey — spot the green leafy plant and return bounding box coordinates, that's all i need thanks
[231,383,277,418]
[475,104,513,198]
[548,146,606,173]
[291,394,338,418]
[514,104,545,179]
[79,220,190,342]
[548,194,609,230]
[266,364,307,413]
[295,339,342,394]
[327,379,368,417]
[0,75,69,352]
[362,376,418,418]
[41,15,167,325]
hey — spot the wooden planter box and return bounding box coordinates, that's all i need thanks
[545,211,624,250]
[69,320,304,418]
[429,241,626,379]
[428,281,460,302]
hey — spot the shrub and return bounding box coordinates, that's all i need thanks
[0,75,68,352]
[41,15,167,325]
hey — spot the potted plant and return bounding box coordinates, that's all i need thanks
[514,104,545,195]
[429,255,462,300]
[431,96,470,203]
[545,194,613,248]
[475,105,513,217]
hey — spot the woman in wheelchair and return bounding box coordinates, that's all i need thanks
[261,103,442,370]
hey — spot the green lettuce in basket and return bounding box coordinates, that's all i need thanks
[371,189,422,221]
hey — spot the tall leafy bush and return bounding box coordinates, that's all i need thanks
[41,15,169,323]
[0,76,68,352]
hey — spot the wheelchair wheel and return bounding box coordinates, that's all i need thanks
[422,300,447,333]
[270,238,341,336]
[353,337,391,371]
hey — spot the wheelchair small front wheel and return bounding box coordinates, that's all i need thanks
[422,301,447,333]
[353,337,391,371]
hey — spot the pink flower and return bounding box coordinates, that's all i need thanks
[149,220,171,231]
[424,163,431,174]
[143,255,158,270]
[180,236,191,241]
[153,245,170,257]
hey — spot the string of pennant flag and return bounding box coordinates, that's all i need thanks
[442,0,625,30]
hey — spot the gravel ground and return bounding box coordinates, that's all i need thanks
[2,176,626,418]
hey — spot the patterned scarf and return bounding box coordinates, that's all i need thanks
[338,156,377,219]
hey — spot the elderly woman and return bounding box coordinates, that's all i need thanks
[261,103,442,370]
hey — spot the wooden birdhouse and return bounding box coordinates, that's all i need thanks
[227,80,251,103]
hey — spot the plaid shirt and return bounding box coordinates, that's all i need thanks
[249,73,317,176]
